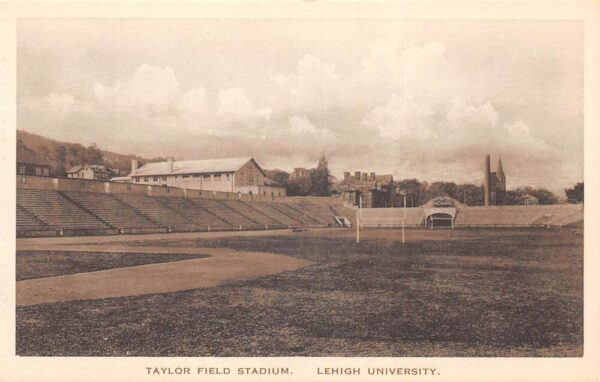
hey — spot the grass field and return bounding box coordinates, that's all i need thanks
[16,228,582,357]
[17,250,209,281]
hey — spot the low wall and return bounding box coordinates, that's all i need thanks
[355,204,583,228]
[284,196,343,206]
[17,175,55,190]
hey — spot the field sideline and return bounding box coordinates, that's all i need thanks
[16,228,582,357]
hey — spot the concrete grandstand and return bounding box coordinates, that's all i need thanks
[357,196,583,229]
[16,175,353,238]
[17,176,583,237]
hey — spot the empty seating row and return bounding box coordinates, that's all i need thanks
[17,189,109,230]
[113,193,191,229]
[16,188,346,236]
[294,202,339,224]
[190,199,260,229]
[220,200,284,228]
[154,196,232,230]
[244,201,302,227]
[17,205,49,231]
[61,191,159,230]
[270,203,323,226]
[454,205,583,227]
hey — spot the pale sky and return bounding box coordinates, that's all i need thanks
[17,19,583,194]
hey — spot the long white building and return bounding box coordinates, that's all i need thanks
[124,157,286,197]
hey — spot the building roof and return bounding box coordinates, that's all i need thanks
[263,177,284,188]
[67,165,83,174]
[131,157,265,177]
[67,164,108,174]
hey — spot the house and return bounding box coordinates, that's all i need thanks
[17,162,52,177]
[334,171,398,208]
[128,157,286,196]
[67,164,112,180]
[521,194,539,205]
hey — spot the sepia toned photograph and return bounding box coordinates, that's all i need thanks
[4,2,599,380]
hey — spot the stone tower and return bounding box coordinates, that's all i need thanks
[483,155,491,206]
[483,155,507,207]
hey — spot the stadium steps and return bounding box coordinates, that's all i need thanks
[58,191,118,229]
[547,209,584,227]
[220,200,285,229]
[113,193,194,231]
[59,191,163,233]
[16,189,111,231]
[154,196,233,231]
[17,204,50,231]
[295,203,338,225]
[564,219,583,235]
[269,203,323,227]
[190,198,262,230]
[243,201,303,227]
[285,203,324,224]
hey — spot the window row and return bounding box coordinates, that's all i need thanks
[133,173,230,183]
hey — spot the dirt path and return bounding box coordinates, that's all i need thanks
[16,228,321,248]
[16,243,313,306]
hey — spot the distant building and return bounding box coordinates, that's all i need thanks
[334,171,397,208]
[67,164,112,181]
[16,145,52,177]
[483,155,506,206]
[290,153,329,180]
[521,194,539,205]
[17,162,52,177]
[290,168,310,180]
[128,157,286,197]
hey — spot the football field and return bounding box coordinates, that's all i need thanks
[16,228,582,357]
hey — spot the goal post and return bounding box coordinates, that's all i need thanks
[356,195,407,244]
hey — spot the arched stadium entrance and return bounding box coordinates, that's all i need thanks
[426,213,454,228]
[422,196,460,229]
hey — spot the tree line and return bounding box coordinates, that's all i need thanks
[395,179,573,206]
[267,166,331,197]
[17,136,163,178]
[267,171,583,205]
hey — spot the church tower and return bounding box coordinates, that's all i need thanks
[496,158,506,193]
[483,155,507,206]
[483,155,491,206]
[495,158,506,205]
[317,153,328,170]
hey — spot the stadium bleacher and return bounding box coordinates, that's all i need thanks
[17,205,49,232]
[113,193,194,231]
[154,196,232,230]
[293,202,338,225]
[61,191,162,232]
[16,186,583,237]
[243,200,303,227]
[220,200,286,228]
[454,205,583,227]
[17,189,110,231]
[269,203,323,226]
[189,198,262,230]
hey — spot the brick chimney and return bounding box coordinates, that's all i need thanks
[167,157,174,172]
[131,159,138,176]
